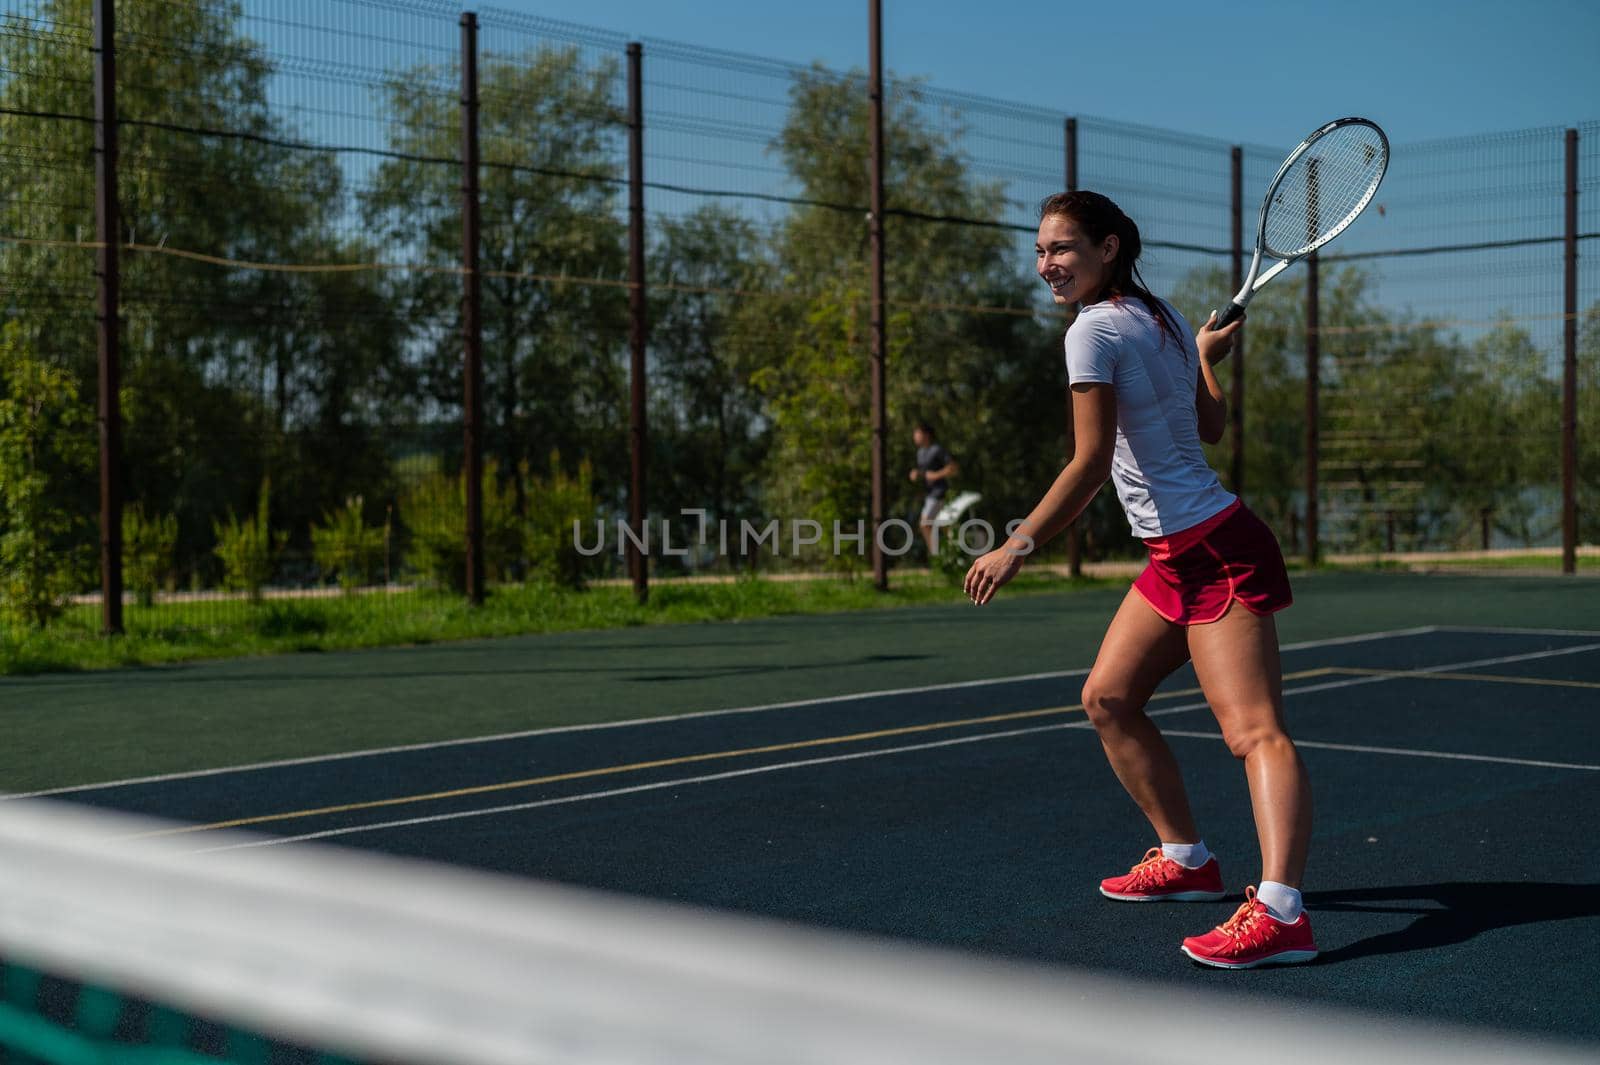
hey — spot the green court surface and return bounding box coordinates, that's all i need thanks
[5,569,1600,1047]
[1,570,1597,794]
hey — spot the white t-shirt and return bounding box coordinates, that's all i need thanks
[1063,296,1236,538]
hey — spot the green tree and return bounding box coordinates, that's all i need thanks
[361,47,629,518]
[1169,265,1309,549]
[0,324,94,628]
[0,1,403,590]
[756,70,1057,554]
[1579,303,1600,545]
[1460,316,1561,546]
[750,285,910,574]
[1171,260,1577,554]
[648,207,775,557]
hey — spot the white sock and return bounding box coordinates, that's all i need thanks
[1256,880,1303,922]
[1160,840,1211,869]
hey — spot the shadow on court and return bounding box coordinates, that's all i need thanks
[1308,882,1600,963]
[628,652,931,682]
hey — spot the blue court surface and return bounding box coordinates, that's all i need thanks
[24,623,1600,1044]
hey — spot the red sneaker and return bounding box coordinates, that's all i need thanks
[1099,847,1225,902]
[1180,886,1319,968]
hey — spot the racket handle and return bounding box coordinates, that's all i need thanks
[1213,301,1247,330]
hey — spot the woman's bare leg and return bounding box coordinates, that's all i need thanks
[1081,588,1199,843]
[1186,605,1311,886]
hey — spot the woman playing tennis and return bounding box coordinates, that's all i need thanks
[964,190,1316,968]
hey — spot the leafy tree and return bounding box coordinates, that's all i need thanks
[0,324,94,628]
[1,1,406,590]
[648,206,776,550]
[755,69,1058,553]
[1169,264,1308,548]
[750,284,910,574]
[1172,260,1581,554]
[1579,303,1600,545]
[362,46,629,520]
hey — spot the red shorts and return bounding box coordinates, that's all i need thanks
[1133,500,1293,625]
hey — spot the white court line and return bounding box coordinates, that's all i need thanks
[1087,639,1600,728]
[204,640,1600,849]
[1158,731,1600,772]
[5,624,1445,800]
[194,723,1074,851]
[1436,625,1600,638]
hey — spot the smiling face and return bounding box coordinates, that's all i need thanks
[1036,214,1118,306]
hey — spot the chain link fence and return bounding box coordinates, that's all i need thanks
[1,0,1594,639]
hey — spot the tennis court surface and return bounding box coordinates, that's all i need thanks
[2,573,1598,1059]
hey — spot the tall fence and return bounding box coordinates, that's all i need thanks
[0,0,1595,638]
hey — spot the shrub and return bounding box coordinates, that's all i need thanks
[527,451,598,589]
[123,503,178,607]
[212,479,285,602]
[400,460,521,592]
[311,496,386,594]
[0,326,94,628]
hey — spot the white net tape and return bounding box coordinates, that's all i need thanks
[0,799,1590,1065]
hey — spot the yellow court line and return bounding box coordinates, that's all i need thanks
[136,705,1086,838]
[1327,667,1600,690]
[136,667,1338,839]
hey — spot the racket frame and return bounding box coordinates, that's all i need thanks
[1214,117,1389,329]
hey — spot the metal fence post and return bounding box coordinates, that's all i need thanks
[1063,116,1082,578]
[1304,157,1322,567]
[1563,127,1578,575]
[628,42,649,603]
[460,11,484,606]
[868,0,888,590]
[1229,145,1245,497]
[1305,250,1320,567]
[93,0,123,636]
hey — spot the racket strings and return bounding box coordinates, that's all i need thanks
[1264,124,1387,258]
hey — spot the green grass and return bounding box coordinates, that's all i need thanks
[0,569,1113,675]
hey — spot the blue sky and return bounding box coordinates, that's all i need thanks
[489,0,1600,148]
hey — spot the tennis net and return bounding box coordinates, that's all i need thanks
[0,798,1588,1065]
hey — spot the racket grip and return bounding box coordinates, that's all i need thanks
[1213,301,1246,329]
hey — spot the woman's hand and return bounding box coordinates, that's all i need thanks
[1196,311,1243,366]
[963,546,1024,606]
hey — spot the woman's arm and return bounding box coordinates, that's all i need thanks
[963,382,1116,605]
[1194,313,1242,445]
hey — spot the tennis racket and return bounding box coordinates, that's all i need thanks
[1214,117,1389,329]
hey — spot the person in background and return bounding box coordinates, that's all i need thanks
[909,423,959,555]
